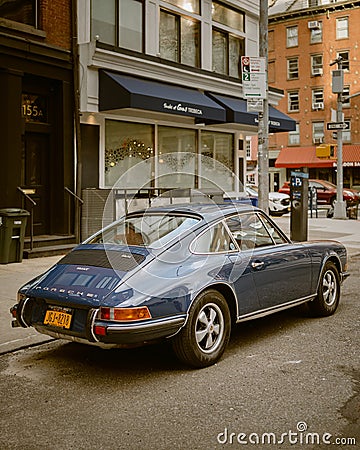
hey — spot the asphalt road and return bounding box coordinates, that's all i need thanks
[0,257,359,450]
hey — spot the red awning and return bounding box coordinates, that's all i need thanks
[275,145,360,168]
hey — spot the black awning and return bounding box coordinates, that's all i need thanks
[99,71,226,123]
[207,93,296,132]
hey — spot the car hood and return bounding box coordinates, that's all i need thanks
[20,244,153,307]
[269,192,289,201]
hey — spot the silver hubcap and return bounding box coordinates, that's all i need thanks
[195,303,224,353]
[322,269,337,306]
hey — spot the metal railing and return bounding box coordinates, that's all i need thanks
[65,187,83,242]
[17,187,36,251]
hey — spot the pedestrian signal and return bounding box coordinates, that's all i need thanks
[316,144,336,159]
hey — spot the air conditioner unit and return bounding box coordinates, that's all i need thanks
[312,102,324,110]
[313,137,324,144]
[313,68,323,76]
[308,20,320,30]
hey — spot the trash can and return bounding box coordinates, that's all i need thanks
[0,208,30,264]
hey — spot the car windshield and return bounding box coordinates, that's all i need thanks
[88,213,200,249]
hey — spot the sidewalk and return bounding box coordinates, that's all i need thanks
[1,215,359,355]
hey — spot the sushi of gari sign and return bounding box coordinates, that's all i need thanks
[241,56,266,99]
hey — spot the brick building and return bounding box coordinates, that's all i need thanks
[266,0,360,191]
[0,0,75,255]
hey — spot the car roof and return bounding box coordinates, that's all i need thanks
[127,202,258,222]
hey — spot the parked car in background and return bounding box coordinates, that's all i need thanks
[279,179,360,206]
[246,185,290,216]
[10,203,348,368]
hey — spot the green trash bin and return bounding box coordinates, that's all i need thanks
[0,208,30,264]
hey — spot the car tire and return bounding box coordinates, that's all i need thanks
[172,289,231,368]
[308,261,340,316]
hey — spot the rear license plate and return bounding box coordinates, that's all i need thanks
[44,307,73,329]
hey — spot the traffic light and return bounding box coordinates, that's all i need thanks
[316,144,336,159]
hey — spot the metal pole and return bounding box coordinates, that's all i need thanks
[332,59,347,219]
[258,0,269,213]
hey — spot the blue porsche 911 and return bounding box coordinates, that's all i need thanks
[11,203,349,368]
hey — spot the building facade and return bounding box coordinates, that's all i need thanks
[77,0,294,236]
[268,0,360,191]
[0,0,75,245]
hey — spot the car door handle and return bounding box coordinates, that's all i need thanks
[251,261,264,269]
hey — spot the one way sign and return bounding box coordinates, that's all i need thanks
[326,122,350,130]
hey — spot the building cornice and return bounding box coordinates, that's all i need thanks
[269,0,360,24]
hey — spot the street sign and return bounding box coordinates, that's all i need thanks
[326,122,349,130]
[246,99,264,112]
[241,56,266,99]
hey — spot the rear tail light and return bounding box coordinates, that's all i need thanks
[99,306,151,322]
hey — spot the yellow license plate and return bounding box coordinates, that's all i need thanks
[44,309,72,329]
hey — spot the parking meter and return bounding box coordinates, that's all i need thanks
[290,170,308,241]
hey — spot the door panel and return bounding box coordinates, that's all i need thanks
[249,244,313,310]
[23,132,50,235]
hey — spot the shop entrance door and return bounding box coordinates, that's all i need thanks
[23,132,50,235]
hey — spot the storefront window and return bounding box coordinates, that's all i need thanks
[105,120,154,188]
[201,131,234,192]
[158,126,197,188]
[0,0,37,27]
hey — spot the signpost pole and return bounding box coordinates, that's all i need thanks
[258,0,269,213]
[331,58,347,219]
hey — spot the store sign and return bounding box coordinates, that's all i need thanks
[21,94,48,123]
[162,102,203,116]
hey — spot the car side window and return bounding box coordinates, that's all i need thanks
[225,213,274,250]
[258,214,288,244]
[192,222,236,253]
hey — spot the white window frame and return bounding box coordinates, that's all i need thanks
[286,26,298,47]
[337,50,350,71]
[311,54,323,75]
[288,123,300,146]
[310,21,322,44]
[287,57,299,79]
[288,91,299,112]
[336,17,349,39]
[312,121,324,144]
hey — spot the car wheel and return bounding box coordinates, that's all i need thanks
[172,289,231,368]
[308,261,340,316]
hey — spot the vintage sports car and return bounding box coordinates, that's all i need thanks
[11,203,349,368]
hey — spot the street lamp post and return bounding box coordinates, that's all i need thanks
[331,57,347,219]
